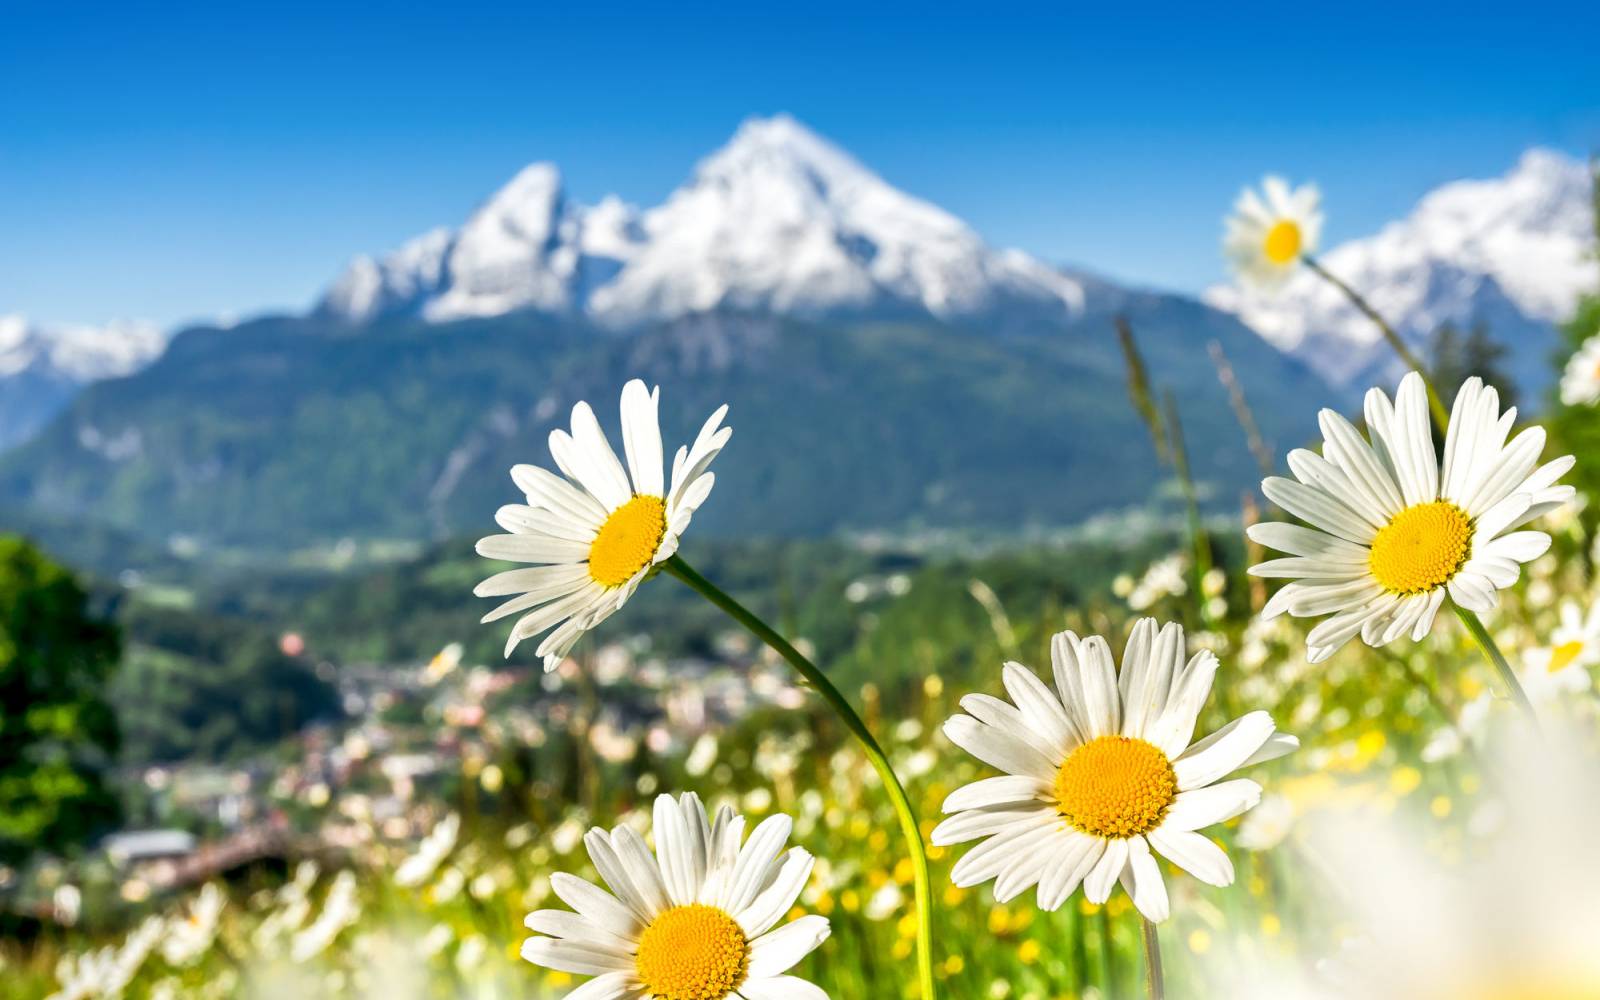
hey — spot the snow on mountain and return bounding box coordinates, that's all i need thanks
[319,115,1082,327]
[0,314,166,381]
[0,314,168,450]
[1206,149,1596,390]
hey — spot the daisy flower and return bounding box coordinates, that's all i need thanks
[1250,373,1574,663]
[1224,176,1323,290]
[522,793,830,1000]
[1540,598,1600,678]
[1559,333,1600,407]
[475,379,730,668]
[934,619,1297,923]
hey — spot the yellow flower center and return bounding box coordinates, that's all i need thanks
[1262,219,1303,265]
[1549,640,1585,673]
[634,904,749,1000]
[1054,735,1176,839]
[587,494,667,588]
[1367,501,1474,596]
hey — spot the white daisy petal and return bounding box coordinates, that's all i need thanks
[1173,712,1276,790]
[941,715,1058,781]
[737,849,815,939]
[747,916,830,979]
[619,379,664,497]
[523,910,635,954]
[1002,661,1082,754]
[520,937,634,976]
[1083,838,1130,905]
[1160,779,1262,831]
[1078,636,1122,737]
[1036,833,1105,912]
[940,775,1052,814]
[958,693,1068,765]
[1148,828,1235,887]
[550,873,642,940]
[1121,836,1170,923]
[738,977,831,1000]
[561,973,647,1000]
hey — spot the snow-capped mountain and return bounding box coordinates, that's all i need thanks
[319,115,1083,327]
[0,314,168,450]
[1207,150,1596,392]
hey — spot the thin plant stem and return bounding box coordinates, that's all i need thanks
[1141,916,1166,1000]
[1301,254,1451,430]
[1453,605,1539,728]
[1163,390,1216,628]
[663,555,939,1000]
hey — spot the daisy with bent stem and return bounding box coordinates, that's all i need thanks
[1249,372,1574,722]
[935,618,1297,999]
[523,793,831,1000]
[475,380,939,1000]
[1224,176,1448,428]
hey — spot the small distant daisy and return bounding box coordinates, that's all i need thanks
[935,619,1297,922]
[1560,333,1600,406]
[1250,373,1574,663]
[475,380,730,668]
[1224,176,1323,290]
[1521,599,1600,701]
[522,793,830,1000]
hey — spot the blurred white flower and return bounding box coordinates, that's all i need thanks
[395,813,460,887]
[1224,176,1323,291]
[161,882,226,967]
[685,732,719,777]
[1252,726,1600,998]
[290,871,360,963]
[1236,793,1295,851]
[1127,554,1188,611]
[1559,333,1600,407]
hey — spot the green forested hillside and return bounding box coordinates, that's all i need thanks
[0,291,1338,556]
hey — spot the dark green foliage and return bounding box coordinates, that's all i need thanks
[1430,320,1519,409]
[1549,293,1600,538]
[112,602,343,763]
[0,536,121,864]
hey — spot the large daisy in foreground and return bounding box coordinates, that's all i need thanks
[522,793,830,1000]
[1223,175,1323,290]
[935,619,1296,922]
[1250,373,1574,662]
[475,380,730,668]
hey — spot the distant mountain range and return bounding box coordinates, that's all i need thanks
[0,118,1335,555]
[1207,149,1596,393]
[318,114,1085,329]
[0,119,1591,558]
[0,315,166,450]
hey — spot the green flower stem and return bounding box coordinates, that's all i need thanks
[1301,254,1451,431]
[1453,605,1539,728]
[1141,917,1166,1000]
[663,555,939,1000]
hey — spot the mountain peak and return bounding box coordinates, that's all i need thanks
[318,115,1082,328]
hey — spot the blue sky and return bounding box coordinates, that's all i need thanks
[4,3,1597,329]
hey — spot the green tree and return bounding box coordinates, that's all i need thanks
[1429,320,1518,410]
[0,536,121,864]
